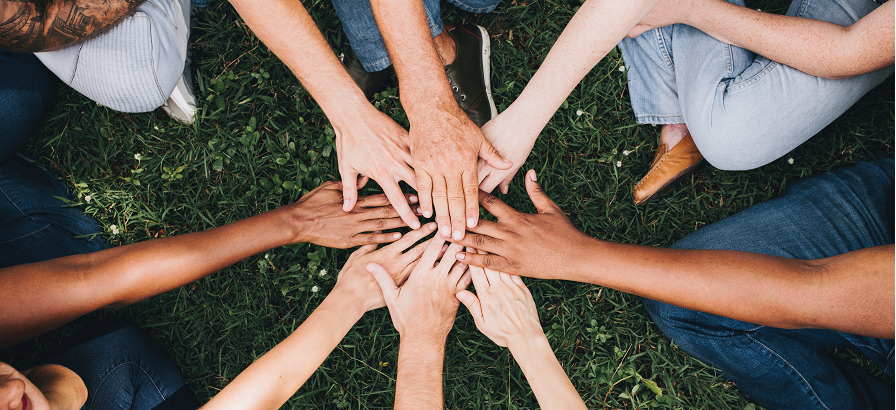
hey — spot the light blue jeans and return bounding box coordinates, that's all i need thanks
[644,157,894,410]
[619,0,894,170]
[33,0,190,113]
[330,0,502,72]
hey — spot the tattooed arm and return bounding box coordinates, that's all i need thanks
[0,0,143,52]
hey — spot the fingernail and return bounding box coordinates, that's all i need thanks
[441,225,451,237]
[456,253,465,260]
[424,210,432,218]
[467,218,476,228]
[453,230,463,240]
[410,220,421,229]
[393,232,401,239]
[456,292,468,301]
[366,264,376,273]
[409,195,418,203]
[530,171,537,182]
[427,222,437,231]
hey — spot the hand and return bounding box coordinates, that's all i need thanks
[477,111,539,194]
[333,223,438,312]
[286,180,418,249]
[626,0,691,38]
[0,363,86,410]
[335,107,422,229]
[367,236,471,341]
[409,107,512,241]
[455,262,544,348]
[454,170,594,279]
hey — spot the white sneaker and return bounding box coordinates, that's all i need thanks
[162,73,197,124]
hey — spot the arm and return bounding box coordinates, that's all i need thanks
[0,0,143,52]
[477,0,658,193]
[369,0,510,241]
[456,171,895,339]
[0,181,412,349]
[627,0,894,79]
[227,0,420,229]
[367,237,472,409]
[456,267,586,409]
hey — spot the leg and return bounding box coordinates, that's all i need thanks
[0,51,57,166]
[0,155,110,268]
[33,0,191,113]
[645,158,895,409]
[672,0,893,170]
[45,321,200,410]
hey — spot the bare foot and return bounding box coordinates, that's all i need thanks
[660,123,689,152]
[433,25,457,66]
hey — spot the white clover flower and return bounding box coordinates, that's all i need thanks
[576,110,584,116]
[110,224,120,235]
[618,66,626,72]
[311,286,319,293]
[622,150,630,156]
[616,161,622,168]
[84,195,92,203]
[154,126,159,131]
[788,158,795,164]
[319,269,328,277]
[134,153,143,160]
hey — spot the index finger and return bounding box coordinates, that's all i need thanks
[380,180,421,229]
[477,189,517,220]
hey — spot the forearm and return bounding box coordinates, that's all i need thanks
[201,290,365,410]
[0,206,299,349]
[509,336,585,410]
[0,0,144,52]
[503,0,658,136]
[228,0,371,124]
[395,336,446,409]
[683,0,894,79]
[567,239,894,338]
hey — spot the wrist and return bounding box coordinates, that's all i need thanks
[507,333,553,370]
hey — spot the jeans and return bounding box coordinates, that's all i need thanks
[331,0,502,72]
[33,0,190,113]
[0,154,109,268]
[619,0,894,170]
[643,157,895,410]
[44,321,200,410]
[0,51,57,166]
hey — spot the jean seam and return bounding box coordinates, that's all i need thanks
[67,43,84,85]
[86,361,173,410]
[655,27,674,72]
[0,223,52,244]
[746,333,832,410]
[726,60,780,94]
[445,0,499,13]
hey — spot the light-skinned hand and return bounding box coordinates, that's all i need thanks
[367,237,471,341]
[476,111,538,195]
[287,180,420,248]
[454,170,593,279]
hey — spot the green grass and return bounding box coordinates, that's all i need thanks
[2,0,893,408]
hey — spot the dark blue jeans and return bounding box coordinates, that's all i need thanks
[0,51,57,166]
[643,158,895,409]
[44,321,200,410]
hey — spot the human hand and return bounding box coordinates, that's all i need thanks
[626,0,691,38]
[367,237,471,341]
[454,170,594,279]
[286,180,419,249]
[409,107,512,241]
[334,107,422,230]
[0,363,86,410]
[455,263,544,348]
[477,111,538,194]
[332,223,438,312]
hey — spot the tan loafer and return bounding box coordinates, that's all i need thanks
[633,132,704,205]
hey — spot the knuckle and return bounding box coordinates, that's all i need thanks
[483,194,500,207]
[366,233,379,243]
[472,235,487,248]
[374,218,387,229]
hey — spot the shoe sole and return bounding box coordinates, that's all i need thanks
[473,25,498,120]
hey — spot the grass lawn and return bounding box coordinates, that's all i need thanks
[2,0,893,408]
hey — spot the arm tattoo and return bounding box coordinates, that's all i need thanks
[0,0,145,52]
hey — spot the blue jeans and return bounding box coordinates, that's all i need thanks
[643,158,895,410]
[0,51,57,166]
[0,154,109,268]
[619,0,894,170]
[331,0,502,72]
[44,321,200,410]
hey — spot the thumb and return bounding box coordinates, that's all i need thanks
[341,170,359,212]
[479,139,512,170]
[524,170,561,214]
[367,262,398,301]
[456,290,483,322]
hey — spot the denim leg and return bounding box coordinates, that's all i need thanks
[621,0,893,170]
[33,0,190,113]
[44,321,200,410]
[0,154,109,268]
[644,158,895,410]
[0,51,57,166]
[619,25,683,124]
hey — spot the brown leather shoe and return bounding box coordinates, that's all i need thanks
[632,132,705,205]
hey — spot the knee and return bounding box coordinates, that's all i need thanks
[687,123,783,171]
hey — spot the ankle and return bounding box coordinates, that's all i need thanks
[433,26,457,66]
[659,123,689,152]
